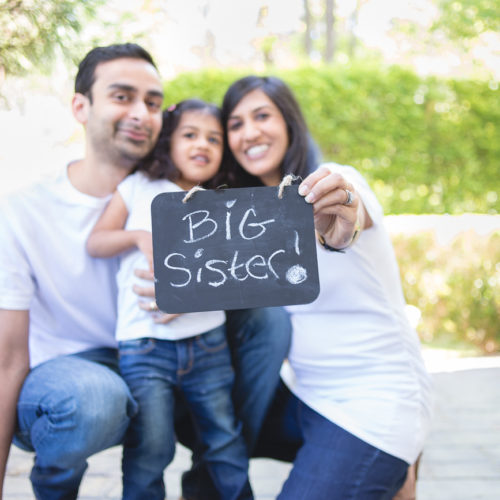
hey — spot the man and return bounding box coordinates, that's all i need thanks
[0,43,164,499]
[0,43,290,500]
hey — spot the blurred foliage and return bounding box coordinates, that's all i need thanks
[393,229,500,353]
[162,64,499,214]
[0,0,104,78]
[432,0,500,41]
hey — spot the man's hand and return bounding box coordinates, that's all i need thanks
[133,269,180,324]
[135,231,154,272]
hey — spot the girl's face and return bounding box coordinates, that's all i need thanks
[170,110,223,190]
[226,89,289,186]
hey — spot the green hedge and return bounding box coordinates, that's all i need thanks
[162,64,499,215]
[393,230,500,353]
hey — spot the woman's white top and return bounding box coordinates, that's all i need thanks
[115,171,225,341]
[282,163,433,464]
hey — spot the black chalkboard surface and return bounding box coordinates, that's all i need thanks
[151,186,319,313]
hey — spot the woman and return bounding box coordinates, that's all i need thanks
[218,75,433,499]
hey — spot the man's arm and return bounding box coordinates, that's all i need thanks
[0,309,29,498]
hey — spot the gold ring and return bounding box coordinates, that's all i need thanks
[149,300,158,311]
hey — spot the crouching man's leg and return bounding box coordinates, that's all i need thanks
[14,349,136,500]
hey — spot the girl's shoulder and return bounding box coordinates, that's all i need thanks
[118,171,181,203]
[121,170,179,190]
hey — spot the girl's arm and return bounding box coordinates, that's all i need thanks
[86,191,153,269]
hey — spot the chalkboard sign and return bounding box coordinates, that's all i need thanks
[151,186,319,313]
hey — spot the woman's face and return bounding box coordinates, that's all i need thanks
[226,89,289,186]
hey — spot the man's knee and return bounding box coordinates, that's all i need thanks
[17,358,135,465]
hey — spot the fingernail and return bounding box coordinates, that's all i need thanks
[305,192,315,203]
[298,184,309,196]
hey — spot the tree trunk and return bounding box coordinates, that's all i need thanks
[325,0,335,63]
[303,0,312,57]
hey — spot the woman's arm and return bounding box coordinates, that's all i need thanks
[298,166,373,250]
[86,191,153,269]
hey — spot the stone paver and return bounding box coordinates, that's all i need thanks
[5,352,500,499]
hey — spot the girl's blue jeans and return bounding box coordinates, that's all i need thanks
[118,325,252,500]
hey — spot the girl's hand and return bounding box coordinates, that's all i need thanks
[298,166,368,250]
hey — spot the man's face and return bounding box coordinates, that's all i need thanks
[83,57,164,165]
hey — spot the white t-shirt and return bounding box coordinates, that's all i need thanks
[115,171,225,341]
[0,165,119,368]
[281,163,433,464]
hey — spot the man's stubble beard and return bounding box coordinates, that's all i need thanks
[90,127,156,171]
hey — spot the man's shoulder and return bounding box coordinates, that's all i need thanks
[0,167,68,220]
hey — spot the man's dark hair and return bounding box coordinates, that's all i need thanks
[75,43,157,101]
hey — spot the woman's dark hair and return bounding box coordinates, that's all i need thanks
[136,99,222,186]
[219,75,319,188]
[75,43,157,101]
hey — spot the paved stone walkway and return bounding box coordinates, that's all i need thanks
[5,351,500,499]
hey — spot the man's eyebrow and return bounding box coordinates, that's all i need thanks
[107,83,163,98]
[147,89,164,99]
[108,83,136,92]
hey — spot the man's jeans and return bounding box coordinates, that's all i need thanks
[119,325,252,500]
[14,348,136,500]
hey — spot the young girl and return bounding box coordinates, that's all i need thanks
[86,99,253,500]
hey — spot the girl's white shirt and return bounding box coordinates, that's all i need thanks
[115,171,225,341]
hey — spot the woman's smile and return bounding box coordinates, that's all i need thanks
[227,89,289,186]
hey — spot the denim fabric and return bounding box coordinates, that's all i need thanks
[178,307,292,500]
[225,307,292,450]
[119,325,252,500]
[257,382,409,500]
[14,348,136,500]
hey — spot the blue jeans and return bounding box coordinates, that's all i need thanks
[14,348,136,500]
[178,307,292,500]
[256,382,409,500]
[119,325,253,500]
